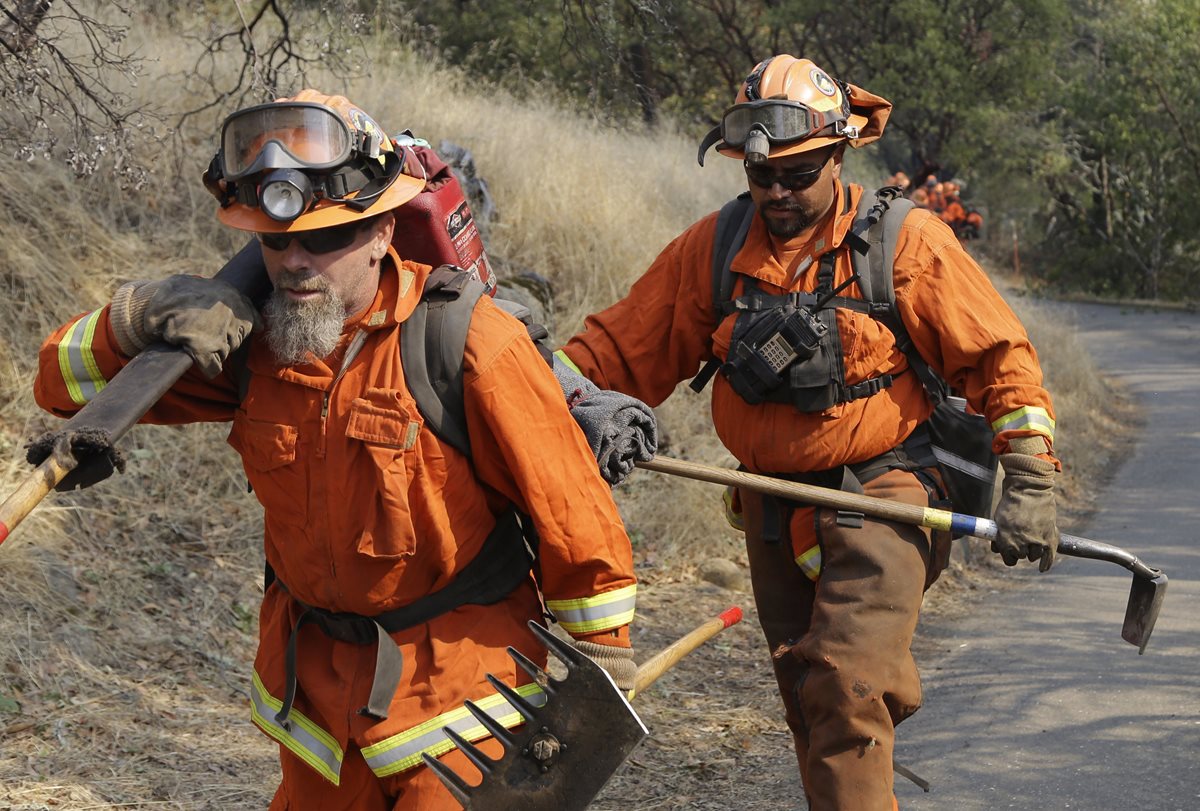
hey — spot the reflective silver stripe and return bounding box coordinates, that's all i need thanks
[546,584,637,634]
[362,683,547,778]
[57,310,108,406]
[932,445,997,484]
[795,545,821,582]
[250,671,343,785]
[990,406,1055,440]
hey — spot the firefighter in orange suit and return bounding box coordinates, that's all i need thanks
[560,56,1058,810]
[33,90,638,810]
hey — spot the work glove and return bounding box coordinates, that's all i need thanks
[571,639,637,693]
[991,452,1059,571]
[551,353,658,487]
[110,275,259,378]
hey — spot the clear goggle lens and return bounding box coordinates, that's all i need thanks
[721,100,833,146]
[220,102,355,181]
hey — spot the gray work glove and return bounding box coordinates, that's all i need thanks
[991,452,1059,571]
[571,639,637,692]
[551,354,658,486]
[110,275,259,378]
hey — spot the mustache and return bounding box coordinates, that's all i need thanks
[273,271,330,293]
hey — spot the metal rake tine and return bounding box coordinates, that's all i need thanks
[442,711,498,775]
[507,644,550,685]
[421,752,474,807]
[462,695,522,750]
[485,673,543,724]
[526,620,585,670]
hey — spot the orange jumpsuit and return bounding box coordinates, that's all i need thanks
[34,252,637,810]
[563,182,1055,810]
[940,197,967,234]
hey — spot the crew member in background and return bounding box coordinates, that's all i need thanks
[886,170,910,194]
[558,55,1059,810]
[940,180,966,233]
[33,90,638,810]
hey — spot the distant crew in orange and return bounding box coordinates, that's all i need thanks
[559,55,1059,810]
[940,180,985,240]
[33,90,638,810]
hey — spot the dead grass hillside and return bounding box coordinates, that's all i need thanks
[0,12,1124,810]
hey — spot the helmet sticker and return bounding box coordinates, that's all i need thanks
[811,69,838,97]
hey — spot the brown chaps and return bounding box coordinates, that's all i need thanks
[742,467,950,811]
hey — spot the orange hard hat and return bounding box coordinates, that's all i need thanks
[697,55,892,165]
[204,89,425,233]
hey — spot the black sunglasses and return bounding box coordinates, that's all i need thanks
[745,161,827,192]
[257,217,373,255]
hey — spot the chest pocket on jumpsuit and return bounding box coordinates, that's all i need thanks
[228,415,306,526]
[344,387,425,560]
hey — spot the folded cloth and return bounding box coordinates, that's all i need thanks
[552,355,658,486]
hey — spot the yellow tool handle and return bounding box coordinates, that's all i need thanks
[0,453,77,546]
[628,605,743,700]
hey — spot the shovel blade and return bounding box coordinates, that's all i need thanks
[1122,571,1167,654]
[428,621,648,810]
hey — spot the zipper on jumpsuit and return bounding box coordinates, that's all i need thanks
[316,329,371,587]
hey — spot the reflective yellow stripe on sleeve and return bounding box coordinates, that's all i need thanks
[991,406,1055,442]
[546,583,637,635]
[57,309,109,406]
[552,349,582,374]
[361,683,547,778]
[250,671,344,786]
[795,545,821,582]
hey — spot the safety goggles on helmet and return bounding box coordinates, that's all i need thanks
[697,91,858,167]
[218,101,383,182]
[721,99,849,149]
[204,104,404,224]
[256,216,377,255]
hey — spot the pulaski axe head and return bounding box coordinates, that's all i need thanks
[1122,569,1168,654]
[423,621,648,811]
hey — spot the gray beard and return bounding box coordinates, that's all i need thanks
[262,284,345,366]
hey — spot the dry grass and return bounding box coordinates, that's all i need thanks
[0,15,1124,811]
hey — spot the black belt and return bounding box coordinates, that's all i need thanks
[756,423,938,543]
[272,508,534,729]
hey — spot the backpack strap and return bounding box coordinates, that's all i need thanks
[689,193,756,392]
[401,265,488,458]
[848,185,947,405]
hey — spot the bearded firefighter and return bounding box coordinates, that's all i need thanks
[33,89,638,809]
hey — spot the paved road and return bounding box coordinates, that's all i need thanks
[897,302,1200,810]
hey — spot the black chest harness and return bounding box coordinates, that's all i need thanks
[691,185,917,411]
[691,185,999,535]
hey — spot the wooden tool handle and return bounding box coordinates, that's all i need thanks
[628,606,742,700]
[1,239,271,549]
[638,456,927,526]
[0,454,77,546]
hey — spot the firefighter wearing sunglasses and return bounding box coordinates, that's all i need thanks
[560,55,1059,810]
[32,90,638,809]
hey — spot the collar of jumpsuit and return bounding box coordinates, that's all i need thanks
[734,181,865,292]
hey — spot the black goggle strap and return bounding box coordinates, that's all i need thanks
[697,125,724,166]
[228,150,404,213]
[203,154,238,208]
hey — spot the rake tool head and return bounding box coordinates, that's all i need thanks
[423,621,648,811]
